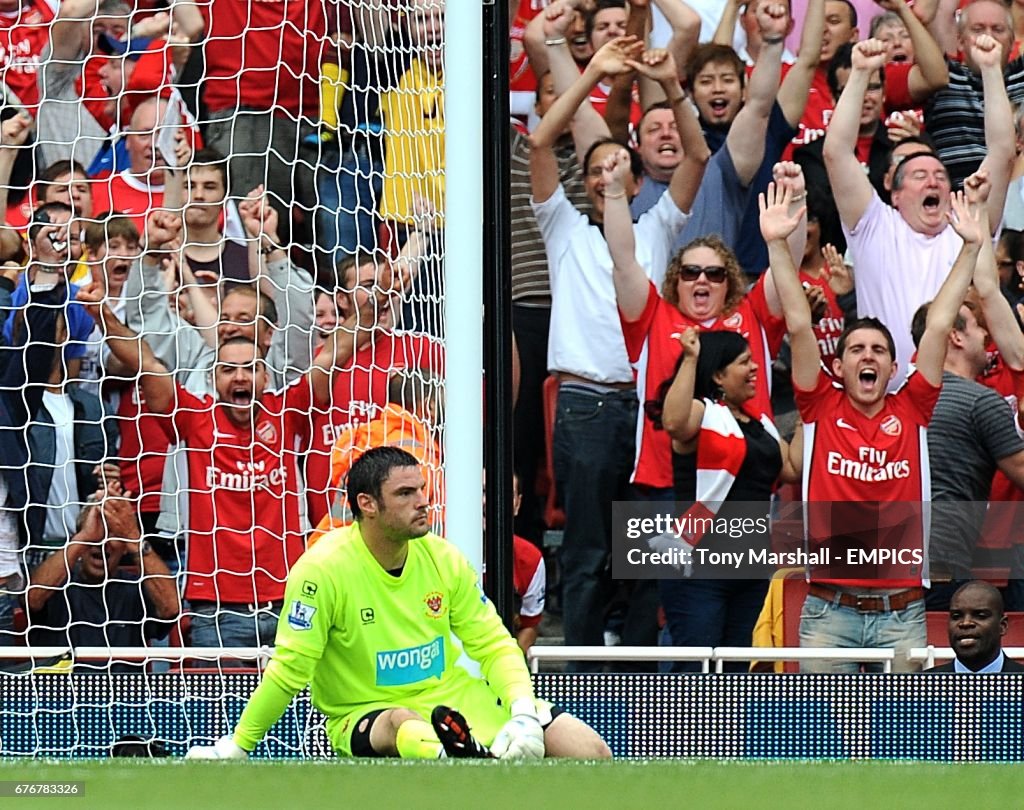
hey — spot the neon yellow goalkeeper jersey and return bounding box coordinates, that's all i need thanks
[268,522,534,722]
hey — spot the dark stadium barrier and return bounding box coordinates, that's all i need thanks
[2,673,1022,761]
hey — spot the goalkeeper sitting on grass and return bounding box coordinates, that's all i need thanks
[187,447,611,761]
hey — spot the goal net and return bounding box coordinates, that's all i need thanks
[0,0,459,756]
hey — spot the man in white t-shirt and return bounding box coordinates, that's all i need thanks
[824,37,1014,381]
[529,37,709,665]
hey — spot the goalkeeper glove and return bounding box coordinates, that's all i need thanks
[489,699,545,761]
[185,735,248,761]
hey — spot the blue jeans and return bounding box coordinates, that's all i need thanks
[188,602,280,650]
[315,139,383,262]
[798,594,925,673]
[511,305,551,545]
[605,485,672,671]
[0,590,17,645]
[659,579,769,673]
[552,385,638,671]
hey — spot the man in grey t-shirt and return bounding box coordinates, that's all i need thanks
[910,299,1024,608]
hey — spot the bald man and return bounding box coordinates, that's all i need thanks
[925,581,1024,673]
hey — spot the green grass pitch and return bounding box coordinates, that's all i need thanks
[1,760,1021,809]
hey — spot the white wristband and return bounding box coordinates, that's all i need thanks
[510,698,538,718]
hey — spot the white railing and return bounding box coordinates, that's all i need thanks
[6,645,1023,674]
[710,646,894,673]
[0,647,274,667]
[528,646,898,673]
[527,646,716,673]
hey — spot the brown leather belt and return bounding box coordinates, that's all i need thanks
[808,585,925,613]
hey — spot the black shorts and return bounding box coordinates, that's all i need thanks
[348,704,566,758]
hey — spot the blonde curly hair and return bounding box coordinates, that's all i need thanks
[661,235,747,318]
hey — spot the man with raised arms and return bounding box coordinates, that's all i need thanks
[760,169,986,672]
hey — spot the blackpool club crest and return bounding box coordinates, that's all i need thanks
[424,591,446,619]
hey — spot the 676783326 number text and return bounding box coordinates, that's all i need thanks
[0,782,83,796]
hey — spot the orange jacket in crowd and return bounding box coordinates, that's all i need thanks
[309,403,445,545]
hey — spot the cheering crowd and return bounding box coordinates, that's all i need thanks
[0,0,1022,676]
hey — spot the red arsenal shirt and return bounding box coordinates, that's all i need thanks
[799,269,844,374]
[200,0,342,118]
[588,79,643,131]
[509,0,549,96]
[513,534,544,629]
[619,279,784,489]
[116,383,174,515]
[92,171,164,232]
[0,0,57,114]
[978,355,1024,551]
[781,64,832,161]
[306,331,444,525]
[796,369,940,587]
[170,378,312,604]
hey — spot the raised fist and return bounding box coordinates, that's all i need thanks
[756,0,789,40]
[851,39,888,73]
[970,33,1003,70]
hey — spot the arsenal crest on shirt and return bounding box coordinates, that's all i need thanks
[257,420,277,443]
[723,312,744,330]
[880,415,902,437]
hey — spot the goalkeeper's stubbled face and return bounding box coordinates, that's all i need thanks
[374,467,432,541]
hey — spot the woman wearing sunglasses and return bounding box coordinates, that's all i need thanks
[603,149,803,501]
[645,328,801,670]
